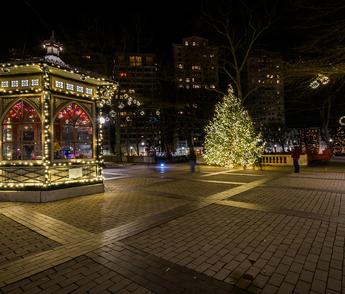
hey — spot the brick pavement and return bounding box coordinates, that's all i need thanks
[268,174,345,194]
[23,191,190,233]
[1,255,152,294]
[124,204,345,293]
[0,215,59,266]
[1,164,345,293]
[143,179,239,200]
[231,187,345,218]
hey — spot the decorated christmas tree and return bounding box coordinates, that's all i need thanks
[203,85,264,168]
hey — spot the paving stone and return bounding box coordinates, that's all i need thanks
[294,281,311,294]
[0,215,59,266]
[0,256,148,294]
[2,166,345,294]
[327,277,342,292]
[284,271,299,285]
[23,189,190,233]
[262,284,279,294]
[269,273,285,287]
[311,279,327,293]
[277,282,294,294]
[300,270,314,283]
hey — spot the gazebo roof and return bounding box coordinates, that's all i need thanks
[0,58,116,86]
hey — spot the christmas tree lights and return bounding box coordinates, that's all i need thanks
[203,85,264,168]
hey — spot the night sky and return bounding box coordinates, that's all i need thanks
[2,1,339,58]
[1,1,302,59]
[2,0,345,128]
[2,1,203,57]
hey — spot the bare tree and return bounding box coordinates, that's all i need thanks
[284,0,345,143]
[202,0,274,103]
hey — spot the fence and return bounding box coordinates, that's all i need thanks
[260,154,308,166]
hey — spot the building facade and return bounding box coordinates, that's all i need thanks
[173,36,218,90]
[246,50,285,128]
[113,53,158,97]
[104,53,161,157]
[173,36,219,154]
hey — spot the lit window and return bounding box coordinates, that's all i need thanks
[55,80,64,89]
[146,56,153,65]
[186,78,190,83]
[1,81,9,87]
[31,79,39,86]
[66,83,74,91]
[21,80,29,87]
[192,42,196,46]
[177,64,183,69]
[192,65,201,70]
[11,80,19,87]
[210,54,214,58]
[277,80,280,84]
[76,85,84,93]
[178,78,183,82]
[193,84,200,88]
[86,88,93,95]
[2,100,42,160]
[210,85,215,89]
[185,41,189,46]
[54,103,93,159]
[129,56,142,67]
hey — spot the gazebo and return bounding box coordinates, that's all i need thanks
[0,34,117,202]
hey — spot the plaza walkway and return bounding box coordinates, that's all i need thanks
[0,162,345,293]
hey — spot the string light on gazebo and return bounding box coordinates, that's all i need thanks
[0,35,119,200]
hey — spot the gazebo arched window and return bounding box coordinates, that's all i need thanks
[2,100,42,160]
[54,103,93,159]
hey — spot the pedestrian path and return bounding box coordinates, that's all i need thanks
[1,164,345,293]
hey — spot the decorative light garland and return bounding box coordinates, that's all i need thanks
[203,85,264,168]
[0,60,117,189]
[310,73,330,89]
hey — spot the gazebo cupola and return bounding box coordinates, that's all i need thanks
[43,31,63,57]
[0,34,117,202]
[42,31,67,67]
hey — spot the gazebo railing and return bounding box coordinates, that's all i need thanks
[49,164,98,183]
[0,166,45,185]
[0,163,100,188]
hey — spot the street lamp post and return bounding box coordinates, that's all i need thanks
[107,109,122,162]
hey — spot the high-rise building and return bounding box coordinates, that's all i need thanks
[246,49,285,128]
[173,36,219,90]
[172,37,219,154]
[113,53,158,97]
[103,53,161,157]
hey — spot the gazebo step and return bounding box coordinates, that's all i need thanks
[0,184,104,203]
